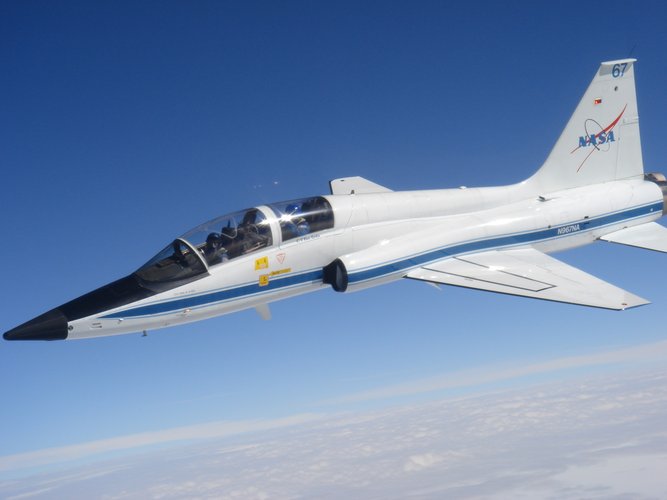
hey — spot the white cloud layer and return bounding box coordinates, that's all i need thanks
[324,339,667,404]
[0,414,322,475]
[4,338,665,483]
[1,367,667,499]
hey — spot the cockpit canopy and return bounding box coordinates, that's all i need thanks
[134,197,333,289]
[269,196,334,242]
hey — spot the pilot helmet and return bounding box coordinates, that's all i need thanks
[206,232,222,248]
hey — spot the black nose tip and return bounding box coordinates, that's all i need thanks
[3,309,69,341]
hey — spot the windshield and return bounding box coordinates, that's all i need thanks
[135,239,207,285]
[269,197,334,242]
[136,208,273,286]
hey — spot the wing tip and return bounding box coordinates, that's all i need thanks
[618,297,650,311]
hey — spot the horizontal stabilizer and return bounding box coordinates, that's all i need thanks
[406,248,648,310]
[329,176,393,195]
[600,222,667,253]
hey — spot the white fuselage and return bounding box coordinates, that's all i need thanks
[6,59,659,343]
[66,178,663,339]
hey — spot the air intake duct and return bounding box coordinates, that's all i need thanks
[322,259,348,292]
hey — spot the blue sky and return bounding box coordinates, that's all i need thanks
[2,0,667,490]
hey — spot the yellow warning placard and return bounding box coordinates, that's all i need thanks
[270,268,291,277]
[255,256,269,271]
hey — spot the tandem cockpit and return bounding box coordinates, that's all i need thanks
[134,196,334,289]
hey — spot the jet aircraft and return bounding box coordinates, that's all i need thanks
[5,58,667,341]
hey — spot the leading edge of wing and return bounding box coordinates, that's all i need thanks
[405,247,648,310]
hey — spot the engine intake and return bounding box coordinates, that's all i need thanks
[322,259,348,292]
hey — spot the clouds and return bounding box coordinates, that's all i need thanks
[2,339,667,499]
[2,368,666,499]
[0,413,323,476]
[403,453,445,472]
[324,339,667,404]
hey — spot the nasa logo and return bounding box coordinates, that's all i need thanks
[578,130,615,148]
[571,105,627,172]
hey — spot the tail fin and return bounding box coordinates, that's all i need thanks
[527,59,643,192]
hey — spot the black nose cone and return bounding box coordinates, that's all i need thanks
[4,309,69,341]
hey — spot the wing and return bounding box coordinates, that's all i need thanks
[406,248,648,310]
[600,222,667,253]
[329,176,393,195]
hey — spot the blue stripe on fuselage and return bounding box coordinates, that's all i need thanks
[102,270,324,319]
[102,201,661,319]
[348,201,662,284]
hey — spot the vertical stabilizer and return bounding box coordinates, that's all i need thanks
[527,59,643,192]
